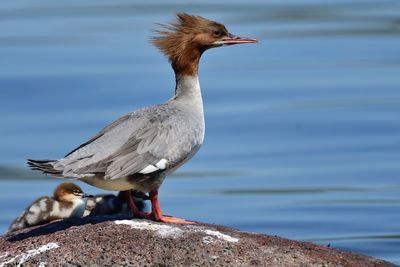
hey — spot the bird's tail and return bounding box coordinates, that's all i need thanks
[27,159,64,177]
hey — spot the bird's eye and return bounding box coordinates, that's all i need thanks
[214,30,221,36]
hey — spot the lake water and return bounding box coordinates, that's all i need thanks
[1,0,400,264]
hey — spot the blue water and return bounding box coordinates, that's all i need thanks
[1,0,400,264]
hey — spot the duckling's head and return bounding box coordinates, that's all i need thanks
[54,183,91,202]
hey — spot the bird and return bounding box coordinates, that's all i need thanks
[8,182,91,232]
[84,190,149,217]
[27,13,258,224]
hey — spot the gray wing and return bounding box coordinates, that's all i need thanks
[55,104,201,180]
[64,114,132,157]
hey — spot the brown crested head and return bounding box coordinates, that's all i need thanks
[54,182,88,201]
[150,13,258,76]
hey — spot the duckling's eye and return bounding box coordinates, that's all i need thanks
[214,30,221,36]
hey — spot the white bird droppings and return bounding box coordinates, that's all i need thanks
[115,220,239,244]
[187,225,239,244]
[0,242,59,267]
[202,229,239,243]
[115,220,184,238]
[202,236,215,244]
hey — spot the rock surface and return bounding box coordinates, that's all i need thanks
[0,215,396,267]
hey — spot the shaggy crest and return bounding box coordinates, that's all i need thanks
[150,13,229,74]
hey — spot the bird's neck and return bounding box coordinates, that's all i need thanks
[169,43,205,112]
[174,75,202,100]
[171,41,204,77]
[172,75,203,113]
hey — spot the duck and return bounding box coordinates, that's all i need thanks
[27,13,257,224]
[8,182,91,232]
[84,190,148,217]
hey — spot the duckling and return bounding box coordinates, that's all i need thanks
[8,182,90,232]
[84,190,149,217]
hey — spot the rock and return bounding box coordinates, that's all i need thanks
[0,215,396,266]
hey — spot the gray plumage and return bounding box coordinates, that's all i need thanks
[28,75,204,193]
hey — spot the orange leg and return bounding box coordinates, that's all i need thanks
[125,190,193,224]
[125,190,150,218]
[149,190,194,224]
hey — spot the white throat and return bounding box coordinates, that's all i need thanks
[173,75,203,113]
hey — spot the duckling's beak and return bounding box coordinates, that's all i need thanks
[220,33,258,45]
[79,193,93,198]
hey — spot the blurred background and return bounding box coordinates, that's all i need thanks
[0,0,399,264]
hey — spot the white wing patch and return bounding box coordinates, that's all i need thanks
[139,165,158,174]
[139,159,168,174]
[155,159,167,169]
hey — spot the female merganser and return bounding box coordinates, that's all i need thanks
[27,13,257,224]
[8,183,90,232]
[84,190,148,217]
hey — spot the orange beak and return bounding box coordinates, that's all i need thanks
[222,33,258,45]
